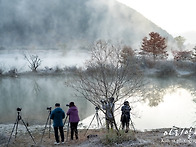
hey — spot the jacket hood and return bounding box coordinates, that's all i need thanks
[69,106,77,111]
[54,107,63,112]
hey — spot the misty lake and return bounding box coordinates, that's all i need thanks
[1,74,196,131]
[1,50,196,131]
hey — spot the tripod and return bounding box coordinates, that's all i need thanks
[40,108,52,142]
[7,110,36,146]
[84,107,102,136]
[63,115,70,141]
[130,116,136,132]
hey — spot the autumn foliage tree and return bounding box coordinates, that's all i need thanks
[191,46,196,62]
[140,32,168,62]
[172,50,192,61]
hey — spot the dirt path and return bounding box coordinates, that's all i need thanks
[1,128,196,147]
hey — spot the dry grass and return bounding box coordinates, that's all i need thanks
[1,128,196,147]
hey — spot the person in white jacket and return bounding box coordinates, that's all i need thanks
[101,97,114,130]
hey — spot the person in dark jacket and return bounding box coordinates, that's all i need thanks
[50,103,65,145]
[67,102,80,140]
[121,101,131,133]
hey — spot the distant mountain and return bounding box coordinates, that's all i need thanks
[0,0,173,49]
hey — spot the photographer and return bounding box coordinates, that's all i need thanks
[50,103,65,145]
[66,102,80,140]
[120,101,131,133]
[101,97,114,130]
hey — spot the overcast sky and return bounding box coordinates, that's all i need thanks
[117,0,196,44]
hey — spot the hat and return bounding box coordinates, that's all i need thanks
[55,103,60,107]
[109,97,114,102]
[124,101,129,105]
[69,102,75,107]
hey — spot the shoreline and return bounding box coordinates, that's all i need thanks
[1,125,196,147]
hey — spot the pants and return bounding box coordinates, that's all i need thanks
[106,118,113,130]
[70,122,78,140]
[121,114,130,131]
[122,120,129,130]
[54,126,64,143]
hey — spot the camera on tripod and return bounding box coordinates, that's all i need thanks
[47,107,52,110]
[100,100,106,103]
[7,107,36,146]
[17,107,22,112]
[95,106,99,111]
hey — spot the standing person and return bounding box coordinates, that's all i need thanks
[120,101,131,133]
[50,103,65,145]
[101,97,115,130]
[66,102,80,140]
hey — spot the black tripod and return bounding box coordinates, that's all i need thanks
[63,115,70,141]
[40,107,52,142]
[84,107,102,136]
[7,108,36,146]
[130,116,136,132]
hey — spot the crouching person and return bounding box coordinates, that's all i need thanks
[50,103,65,145]
[121,101,131,133]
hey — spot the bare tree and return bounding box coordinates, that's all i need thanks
[120,46,135,64]
[24,54,41,72]
[66,40,144,132]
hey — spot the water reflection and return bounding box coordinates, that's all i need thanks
[1,75,196,131]
[0,75,94,125]
[133,78,196,131]
[143,84,165,107]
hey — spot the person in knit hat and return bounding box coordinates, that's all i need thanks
[66,102,80,140]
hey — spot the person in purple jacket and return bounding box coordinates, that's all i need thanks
[66,102,80,140]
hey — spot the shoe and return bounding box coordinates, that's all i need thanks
[54,142,60,145]
[61,142,65,144]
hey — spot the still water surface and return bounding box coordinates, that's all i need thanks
[0,75,94,124]
[1,75,196,131]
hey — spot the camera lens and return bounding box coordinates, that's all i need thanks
[17,107,22,111]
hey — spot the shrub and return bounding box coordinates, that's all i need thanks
[174,60,195,71]
[140,57,156,69]
[154,61,177,77]
[54,66,63,73]
[64,66,78,72]
[0,68,3,75]
[8,68,18,77]
[101,130,136,145]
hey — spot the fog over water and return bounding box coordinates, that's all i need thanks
[0,49,89,72]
